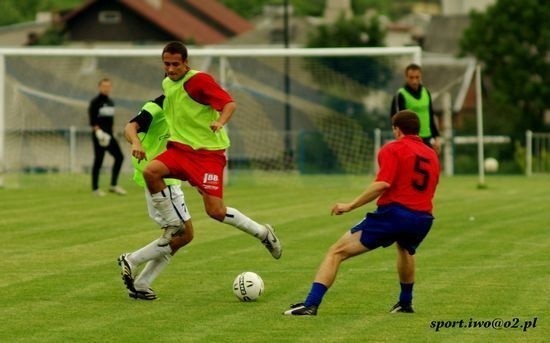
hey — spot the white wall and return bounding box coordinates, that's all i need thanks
[441,0,496,15]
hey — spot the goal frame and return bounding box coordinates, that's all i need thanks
[0,46,421,186]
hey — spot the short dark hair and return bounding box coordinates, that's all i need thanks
[405,63,422,74]
[162,41,188,60]
[392,110,420,135]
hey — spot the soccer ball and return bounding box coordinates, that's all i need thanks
[484,157,499,173]
[232,271,264,302]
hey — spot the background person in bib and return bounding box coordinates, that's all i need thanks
[118,95,194,300]
[390,63,441,154]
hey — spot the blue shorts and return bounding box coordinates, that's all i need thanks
[350,204,433,255]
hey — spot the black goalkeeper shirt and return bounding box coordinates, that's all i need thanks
[88,93,115,133]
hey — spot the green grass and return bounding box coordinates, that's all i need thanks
[1,173,548,342]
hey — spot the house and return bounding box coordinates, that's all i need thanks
[61,0,253,45]
[0,13,53,46]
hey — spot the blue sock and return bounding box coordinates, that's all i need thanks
[399,282,414,304]
[304,282,328,307]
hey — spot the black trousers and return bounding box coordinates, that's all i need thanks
[91,133,124,190]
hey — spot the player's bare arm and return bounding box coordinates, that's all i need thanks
[124,121,146,162]
[210,101,236,132]
[331,181,390,215]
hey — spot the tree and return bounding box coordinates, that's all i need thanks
[306,13,390,88]
[0,0,81,26]
[460,0,550,135]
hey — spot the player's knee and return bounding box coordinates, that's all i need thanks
[143,164,164,183]
[207,211,225,222]
[206,207,225,221]
[183,221,195,242]
[170,222,194,253]
[327,244,346,260]
[328,241,357,261]
[143,167,156,181]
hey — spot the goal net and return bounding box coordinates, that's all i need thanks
[0,46,420,188]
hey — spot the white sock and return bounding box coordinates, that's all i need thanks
[127,239,172,266]
[134,254,171,291]
[223,207,266,239]
[151,188,182,227]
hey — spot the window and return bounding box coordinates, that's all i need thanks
[98,11,121,24]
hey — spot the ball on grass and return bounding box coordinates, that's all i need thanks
[232,271,264,302]
[484,157,499,173]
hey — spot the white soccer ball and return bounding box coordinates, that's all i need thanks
[484,157,499,173]
[232,271,264,302]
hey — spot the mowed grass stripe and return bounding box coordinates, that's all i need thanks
[0,174,548,342]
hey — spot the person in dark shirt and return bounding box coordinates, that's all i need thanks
[390,64,441,153]
[88,78,126,196]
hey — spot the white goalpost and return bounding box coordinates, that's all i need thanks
[0,46,420,188]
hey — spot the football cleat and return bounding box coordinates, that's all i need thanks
[157,224,184,247]
[390,301,414,313]
[117,254,135,292]
[283,303,318,316]
[109,185,127,195]
[261,224,282,259]
[129,288,157,300]
[92,189,106,197]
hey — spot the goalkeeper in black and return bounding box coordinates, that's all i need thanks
[88,77,126,196]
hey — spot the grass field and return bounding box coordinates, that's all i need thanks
[1,173,548,342]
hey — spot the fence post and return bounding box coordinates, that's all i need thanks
[69,126,77,174]
[373,128,381,174]
[475,64,485,187]
[526,130,532,176]
[442,92,453,176]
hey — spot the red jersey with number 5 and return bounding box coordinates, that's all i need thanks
[375,136,440,213]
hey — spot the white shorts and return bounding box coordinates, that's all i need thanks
[145,184,191,227]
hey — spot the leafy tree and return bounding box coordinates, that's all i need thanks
[306,13,390,88]
[0,0,80,26]
[35,27,65,45]
[219,0,272,19]
[219,0,440,20]
[460,0,550,135]
[0,1,26,26]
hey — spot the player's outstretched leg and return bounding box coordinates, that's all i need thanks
[222,207,282,259]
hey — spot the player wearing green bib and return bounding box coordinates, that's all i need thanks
[117,95,194,300]
[390,63,441,153]
[143,41,282,260]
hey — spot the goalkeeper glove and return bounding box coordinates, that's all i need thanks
[95,129,111,147]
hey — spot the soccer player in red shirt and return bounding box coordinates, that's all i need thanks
[284,110,440,316]
[143,41,281,260]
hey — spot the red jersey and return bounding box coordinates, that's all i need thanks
[183,72,233,111]
[375,136,440,213]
